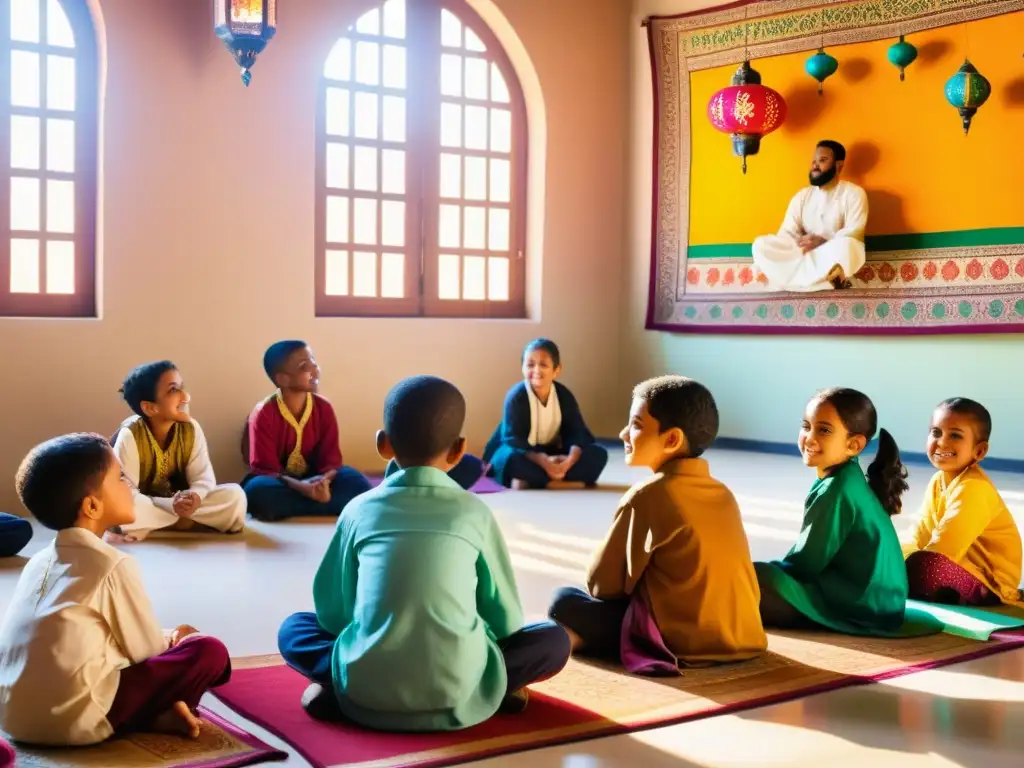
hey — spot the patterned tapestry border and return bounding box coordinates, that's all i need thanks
[683,248,1024,295]
[645,0,1024,335]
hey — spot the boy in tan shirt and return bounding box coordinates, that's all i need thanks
[548,376,766,671]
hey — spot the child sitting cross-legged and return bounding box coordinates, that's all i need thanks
[0,434,231,746]
[111,361,246,542]
[548,376,766,672]
[243,341,373,522]
[902,398,1024,607]
[278,376,571,729]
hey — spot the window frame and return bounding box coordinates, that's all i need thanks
[314,0,528,319]
[0,0,100,318]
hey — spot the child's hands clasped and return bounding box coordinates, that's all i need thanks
[171,491,200,518]
[302,469,337,503]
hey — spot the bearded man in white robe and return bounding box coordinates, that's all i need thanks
[752,140,868,292]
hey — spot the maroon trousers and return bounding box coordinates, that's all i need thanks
[906,551,1000,607]
[106,635,232,735]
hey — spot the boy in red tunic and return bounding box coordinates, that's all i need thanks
[242,341,372,521]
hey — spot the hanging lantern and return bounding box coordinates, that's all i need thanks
[887,35,918,81]
[707,60,788,174]
[944,59,991,135]
[214,0,278,86]
[805,48,838,94]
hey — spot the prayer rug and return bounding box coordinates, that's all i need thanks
[213,629,1024,768]
[366,475,505,494]
[646,0,1024,334]
[5,708,285,768]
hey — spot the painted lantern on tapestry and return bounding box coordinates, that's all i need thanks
[804,48,838,94]
[886,35,918,81]
[944,59,991,135]
[707,61,787,174]
[214,0,278,86]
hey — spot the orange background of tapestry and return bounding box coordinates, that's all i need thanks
[688,11,1024,245]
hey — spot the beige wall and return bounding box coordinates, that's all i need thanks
[0,0,631,514]
[624,0,1024,461]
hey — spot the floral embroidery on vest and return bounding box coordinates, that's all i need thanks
[126,416,194,497]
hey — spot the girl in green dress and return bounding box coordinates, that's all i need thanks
[755,388,910,636]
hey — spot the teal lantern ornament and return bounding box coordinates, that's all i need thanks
[944,59,991,135]
[805,47,839,94]
[214,0,278,87]
[886,35,918,81]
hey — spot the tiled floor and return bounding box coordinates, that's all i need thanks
[3,448,1024,767]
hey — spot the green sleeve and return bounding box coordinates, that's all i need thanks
[782,480,855,580]
[475,513,525,641]
[313,517,357,635]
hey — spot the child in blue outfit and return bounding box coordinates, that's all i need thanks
[0,513,32,557]
[278,376,570,730]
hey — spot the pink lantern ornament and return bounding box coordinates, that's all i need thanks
[707,60,787,173]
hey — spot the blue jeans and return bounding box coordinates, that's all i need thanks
[278,612,570,694]
[491,443,609,489]
[242,467,372,522]
[0,513,31,557]
[384,454,485,491]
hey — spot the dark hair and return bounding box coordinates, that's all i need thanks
[263,340,308,384]
[16,433,114,531]
[522,338,560,368]
[812,387,908,516]
[383,376,466,465]
[632,375,719,458]
[936,397,992,442]
[120,361,177,417]
[817,139,846,162]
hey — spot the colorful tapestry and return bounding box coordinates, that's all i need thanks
[646,0,1024,334]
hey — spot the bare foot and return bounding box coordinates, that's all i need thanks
[151,701,201,739]
[511,479,530,491]
[169,517,196,532]
[546,480,586,490]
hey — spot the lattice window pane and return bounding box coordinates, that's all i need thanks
[11,50,41,107]
[11,177,41,231]
[11,0,41,44]
[47,54,76,110]
[47,0,75,47]
[11,115,41,169]
[10,238,40,293]
[46,117,75,172]
[46,240,74,293]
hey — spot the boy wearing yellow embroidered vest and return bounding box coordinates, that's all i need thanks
[110,362,246,543]
[242,341,372,522]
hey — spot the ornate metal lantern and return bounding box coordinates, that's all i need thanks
[214,0,278,86]
[707,60,788,174]
[887,35,918,81]
[805,48,838,94]
[944,59,991,135]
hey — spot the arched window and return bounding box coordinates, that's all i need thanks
[315,0,527,318]
[2,0,99,317]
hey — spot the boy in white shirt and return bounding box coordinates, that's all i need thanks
[0,433,231,746]
[110,361,246,542]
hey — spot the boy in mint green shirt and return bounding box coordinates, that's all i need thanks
[277,376,570,730]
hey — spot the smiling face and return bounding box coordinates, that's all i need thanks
[927,407,987,477]
[799,399,865,477]
[522,348,559,400]
[141,369,191,424]
[277,346,321,393]
[619,397,685,471]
